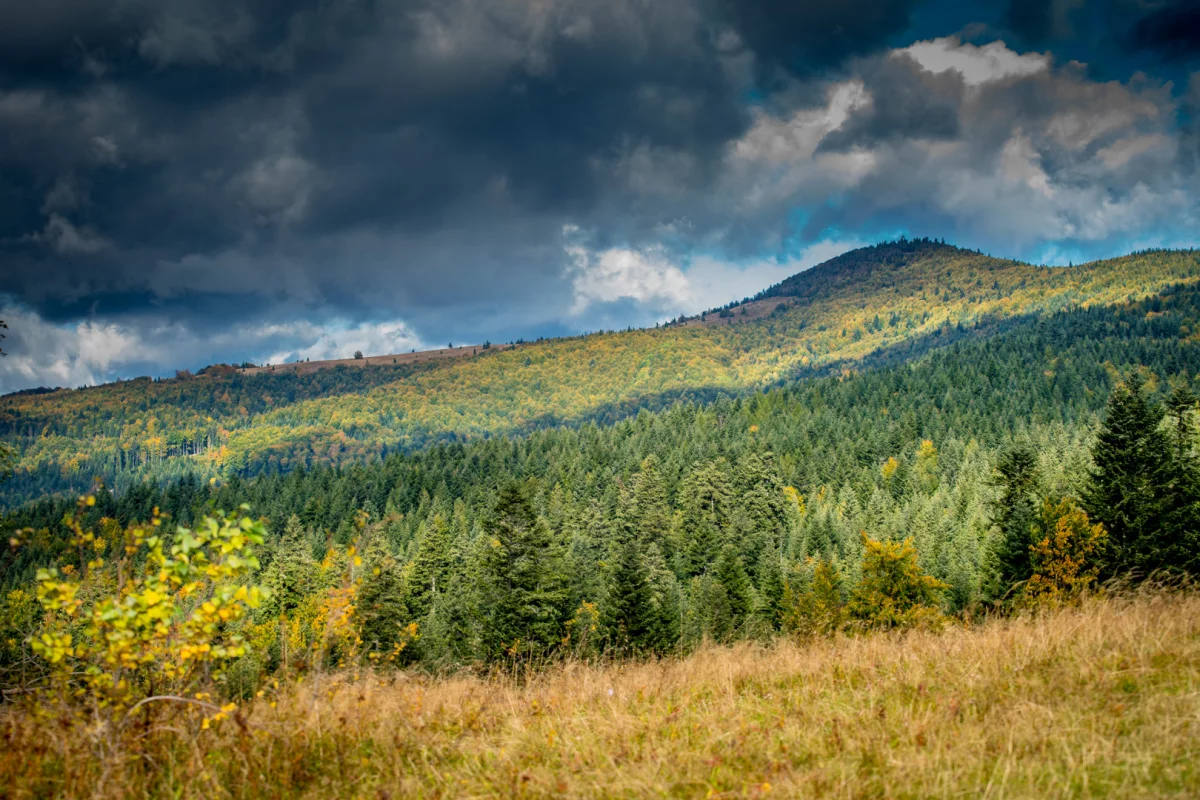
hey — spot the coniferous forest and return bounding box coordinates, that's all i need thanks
[2,241,1200,796]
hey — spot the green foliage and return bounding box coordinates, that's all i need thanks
[476,483,569,660]
[1084,375,1200,575]
[28,498,269,724]
[356,547,411,660]
[990,445,1042,595]
[782,558,846,637]
[5,247,1200,684]
[679,459,733,577]
[601,536,656,653]
[6,243,1199,508]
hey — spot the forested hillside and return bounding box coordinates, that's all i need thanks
[2,239,1198,508]
[4,240,1200,798]
[5,279,1200,669]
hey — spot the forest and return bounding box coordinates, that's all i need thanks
[1,241,1199,796]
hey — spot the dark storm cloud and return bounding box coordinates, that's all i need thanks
[0,0,928,333]
[1130,1,1200,61]
[817,53,962,152]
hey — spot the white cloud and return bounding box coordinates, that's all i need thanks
[564,233,865,319]
[0,303,426,392]
[719,37,1192,253]
[898,37,1049,87]
[266,320,425,363]
[566,241,691,314]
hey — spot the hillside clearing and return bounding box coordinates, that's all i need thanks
[3,590,1198,798]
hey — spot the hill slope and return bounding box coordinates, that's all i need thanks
[4,592,1197,798]
[1,240,1197,506]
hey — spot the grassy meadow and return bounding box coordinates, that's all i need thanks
[2,589,1197,799]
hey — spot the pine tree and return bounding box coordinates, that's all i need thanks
[679,459,733,576]
[1161,386,1200,573]
[475,482,569,661]
[620,455,672,556]
[734,452,787,572]
[713,544,753,632]
[264,515,317,617]
[990,445,1041,594]
[423,570,476,666]
[406,512,453,619]
[1083,376,1174,575]
[782,558,845,636]
[644,542,682,653]
[356,552,411,658]
[752,546,785,632]
[601,536,656,653]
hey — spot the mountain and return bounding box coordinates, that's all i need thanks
[1,240,1198,508]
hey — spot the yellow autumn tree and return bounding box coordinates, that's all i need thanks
[1023,498,1107,607]
[848,534,948,630]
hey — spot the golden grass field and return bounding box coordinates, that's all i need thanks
[2,591,1198,799]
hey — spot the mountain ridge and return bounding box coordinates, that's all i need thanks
[2,241,1198,507]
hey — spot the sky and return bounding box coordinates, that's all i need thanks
[3,0,1200,391]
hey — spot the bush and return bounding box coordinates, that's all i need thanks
[24,497,270,727]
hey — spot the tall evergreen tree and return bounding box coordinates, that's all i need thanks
[357,552,411,658]
[619,455,671,555]
[263,515,317,617]
[406,512,454,619]
[678,459,733,576]
[713,545,753,632]
[475,482,569,660]
[990,444,1041,594]
[601,536,656,653]
[1083,376,1174,575]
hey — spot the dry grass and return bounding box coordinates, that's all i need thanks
[3,591,1199,798]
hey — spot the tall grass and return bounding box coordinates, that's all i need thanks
[3,590,1198,798]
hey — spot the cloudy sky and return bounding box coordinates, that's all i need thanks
[3,0,1200,390]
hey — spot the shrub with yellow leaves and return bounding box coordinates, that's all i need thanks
[27,495,270,728]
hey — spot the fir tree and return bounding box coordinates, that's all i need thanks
[783,558,845,637]
[679,459,733,576]
[990,445,1041,594]
[475,482,569,660]
[1083,376,1174,575]
[356,552,411,658]
[713,545,753,632]
[406,512,454,619]
[263,515,317,617]
[601,536,656,653]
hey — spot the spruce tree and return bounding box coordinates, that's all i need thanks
[620,455,672,556]
[357,553,411,658]
[713,544,753,632]
[1083,376,1174,575]
[990,445,1041,593]
[601,536,656,653]
[679,459,733,576]
[406,512,454,619]
[264,515,317,617]
[476,481,569,661]
[752,546,785,632]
